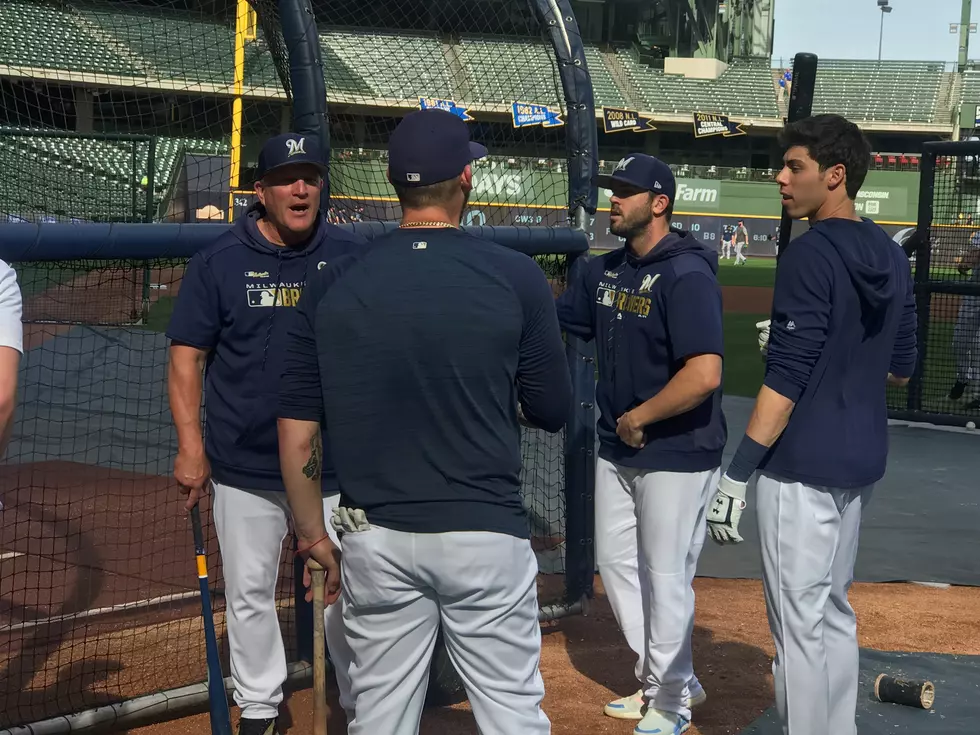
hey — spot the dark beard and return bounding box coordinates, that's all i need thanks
[609,206,654,240]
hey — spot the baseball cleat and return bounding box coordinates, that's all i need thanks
[633,708,690,735]
[237,717,279,735]
[603,686,707,720]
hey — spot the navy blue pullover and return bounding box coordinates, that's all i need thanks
[556,229,727,471]
[278,228,572,538]
[166,207,365,493]
[759,218,917,487]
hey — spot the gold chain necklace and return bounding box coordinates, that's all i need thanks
[398,221,457,229]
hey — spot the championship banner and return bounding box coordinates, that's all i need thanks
[418,97,473,121]
[511,102,564,129]
[602,106,656,134]
[693,112,746,139]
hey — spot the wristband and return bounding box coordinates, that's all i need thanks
[297,534,331,556]
[726,435,769,484]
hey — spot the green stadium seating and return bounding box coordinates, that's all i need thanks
[615,51,778,118]
[0,132,228,222]
[810,60,943,123]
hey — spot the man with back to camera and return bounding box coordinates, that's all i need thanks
[706,114,917,735]
[277,108,572,735]
[556,153,726,735]
[0,259,23,467]
[166,132,364,735]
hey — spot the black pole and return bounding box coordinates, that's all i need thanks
[776,52,818,263]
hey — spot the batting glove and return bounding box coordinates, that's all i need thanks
[756,319,771,358]
[707,474,748,545]
[330,507,370,535]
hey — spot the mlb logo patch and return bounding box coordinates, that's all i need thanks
[412,241,427,250]
[597,287,616,307]
[247,288,276,307]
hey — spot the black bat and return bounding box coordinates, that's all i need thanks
[191,505,233,735]
[777,52,819,263]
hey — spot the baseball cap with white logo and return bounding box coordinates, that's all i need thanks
[387,109,488,188]
[597,152,676,203]
[256,133,328,180]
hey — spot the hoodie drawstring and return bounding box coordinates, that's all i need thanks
[259,250,284,377]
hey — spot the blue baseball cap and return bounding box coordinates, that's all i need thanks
[388,109,488,187]
[597,153,676,202]
[256,133,328,179]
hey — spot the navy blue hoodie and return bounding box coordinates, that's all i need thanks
[557,229,727,471]
[166,206,366,493]
[760,217,917,488]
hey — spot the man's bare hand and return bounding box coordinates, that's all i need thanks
[300,536,342,605]
[174,447,211,511]
[616,411,646,449]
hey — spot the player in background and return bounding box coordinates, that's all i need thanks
[721,224,733,260]
[734,219,749,265]
[0,260,23,464]
[948,229,980,406]
[557,153,726,734]
[278,108,571,735]
[166,133,364,735]
[707,114,917,735]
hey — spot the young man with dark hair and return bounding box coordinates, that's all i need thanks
[558,153,726,734]
[707,114,918,735]
[278,108,570,735]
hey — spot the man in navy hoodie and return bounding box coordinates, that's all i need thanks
[166,133,365,735]
[557,154,726,734]
[706,114,917,735]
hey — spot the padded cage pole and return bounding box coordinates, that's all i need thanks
[276,0,331,664]
[276,0,330,208]
[776,52,817,263]
[906,147,938,416]
[529,0,599,223]
[529,0,598,606]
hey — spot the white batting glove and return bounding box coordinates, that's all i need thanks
[756,319,771,357]
[330,506,370,535]
[707,474,748,545]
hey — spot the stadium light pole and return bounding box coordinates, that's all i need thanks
[877,0,893,62]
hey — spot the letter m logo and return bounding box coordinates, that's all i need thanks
[614,156,634,173]
[286,137,306,157]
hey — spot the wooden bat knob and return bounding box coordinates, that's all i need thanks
[307,558,324,571]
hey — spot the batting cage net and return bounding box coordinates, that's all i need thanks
[888,140,980,427]
[0,0,597,729]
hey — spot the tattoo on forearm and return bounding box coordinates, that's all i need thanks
[302,433,322,481]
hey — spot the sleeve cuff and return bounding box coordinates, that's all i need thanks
[763,371,804,403]
[277,403,323,423]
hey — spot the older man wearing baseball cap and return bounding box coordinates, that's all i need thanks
[555,153,727,734]
[168,131,364,735]
[278,108,570,734]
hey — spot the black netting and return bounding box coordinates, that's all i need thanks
[0,0,589,725]
[889,150,980,424]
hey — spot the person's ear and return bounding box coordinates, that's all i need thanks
[461,164,473,195]
[254,180,266,206]
[825,163,847,192]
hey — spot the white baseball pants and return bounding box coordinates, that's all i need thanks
[756,472,873,735]
[722,242,732,259]
[735,243,747,264]
[340,526,550,735]
[953,295,980,384]
[595,457,717,721]
[212,482,353,721]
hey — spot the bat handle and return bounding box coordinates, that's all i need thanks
[308,559,329,735]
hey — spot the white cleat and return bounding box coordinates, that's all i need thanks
[633,708,691,735]
[602,686,707,721]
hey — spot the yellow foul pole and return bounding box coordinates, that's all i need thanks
[228,0,249,222]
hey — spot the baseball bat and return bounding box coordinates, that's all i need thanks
[191,505,233,735]
[777,52,818,262]
[308,558,330,735]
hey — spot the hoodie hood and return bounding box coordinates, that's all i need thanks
[809,218,896,337]
[627,228,719,275]
[232,204,329,258]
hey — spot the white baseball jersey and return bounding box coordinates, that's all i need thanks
[0,260,24,355]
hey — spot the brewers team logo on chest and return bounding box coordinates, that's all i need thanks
[595,272,656,318]
[243,271,305,308]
